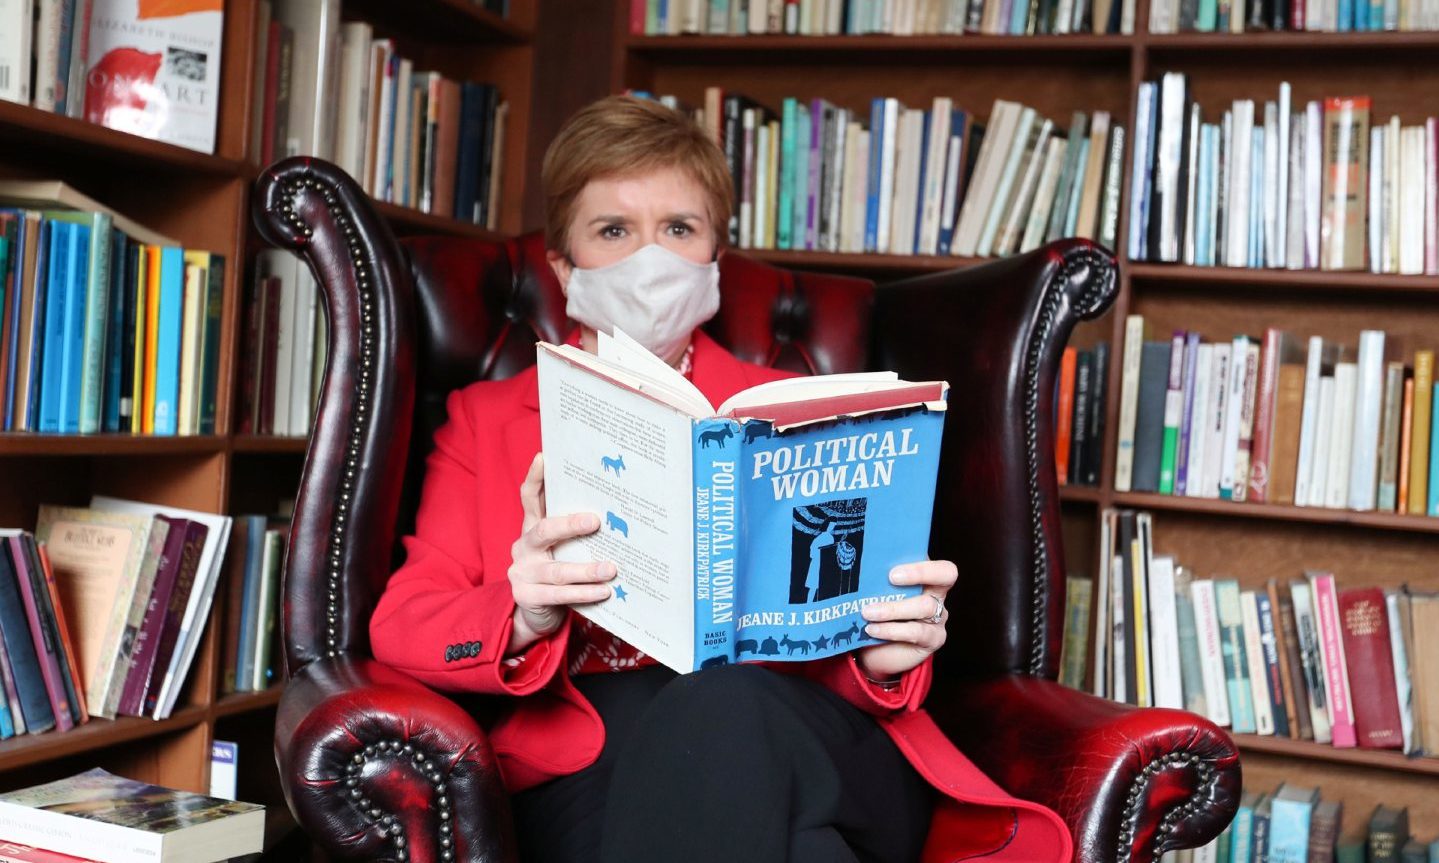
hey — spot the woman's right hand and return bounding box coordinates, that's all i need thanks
[506,453,618,655]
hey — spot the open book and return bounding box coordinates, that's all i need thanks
[536,329,948,673]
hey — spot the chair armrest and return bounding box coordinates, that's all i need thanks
[276,654,517,863]
[927,676,1241,863]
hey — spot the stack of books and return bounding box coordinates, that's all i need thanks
[1074,508,1439,756]
[1116,317,1439,516]
[1130,75,1439,275]
[628,0,1135,34]
[235,251,324,438]
[1148,0,1439,32]
[0,181,225,437]
[218,515,287,696]
[1054,343,1112,488]
[10,498,232,731]
[0,768,263,863]
[659,91,1125,259]
[256,0,508,227]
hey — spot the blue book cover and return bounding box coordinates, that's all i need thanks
[103,231,130,432]
[1229,793,1257,863]
[38,221,71,434]
[23,219,52,432]
[778,98,796,251]
[40,211,114,434]
[1255,590,1290,737]
[1216,578,1257,733]
[1337,0,1352,30]
[235,514,268,692]
[936,110,967,257]
[865,98,885,253]
[58,221,91,433]
[1430,381,1439,516]
[152,246,185,436]
[536,338,947,673]
[1195,129,1214,266]
[1268,784,1319,863]
[792,104,811,251]
[0,211,26,431]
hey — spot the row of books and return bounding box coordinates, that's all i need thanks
[1054,343,1111,487]
[676,90,1125,257]
[1072,509,1439,754]
[1115,318,1439,517]
[1131,76,1439,275]
[0,498,228,744]
[0,0,224,154]
[0,181,225,437]
[235,251,324,438]
[255,4,509,227]
[628,0,1135,34]
[218,515,286,696]
[1163,790,1438,863]
[1149,0,1439,32]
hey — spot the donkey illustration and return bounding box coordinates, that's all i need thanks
[698,425,735,449]
[831,622,859,647]
[780,635,810,656]
[605,511,629,537]
[601,453,627,477]
[743,423,773,444]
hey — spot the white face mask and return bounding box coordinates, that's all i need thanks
[564,243,721,361]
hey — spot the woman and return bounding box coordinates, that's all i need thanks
[369,95,1070,863]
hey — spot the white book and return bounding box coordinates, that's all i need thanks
[1347,330,1386,511]
[369,42,396,196]
[259,250,298,436]
[1304,102,1323,268]
[953,100,1017,257]
[1219,336,1249,499]
[1286,111,1307,269]
[1128,83,1155,261]
[937,130,964,253]
[1240,591,1276,735]
[976,106,1037,258]
[1325,362,1358,510]
[1021,138,1067,253]
[739,108,755,248]
[1386,116,1400,273]
[1294,335,1325,506]
[748,0,768,31]
[1111,553,1128,703]
[917,98,953,255]
[1288,581,1332,743]
[889,109,925,257]
[1262,101,1280,268]
[754,121,770,249]
[1183,103,1202,265]
[288,267,319,436]
[274,0,343,161]
[995,118,1055,257]
[1093,509,1114,698]
[1190,579,1231,727]
[1226,100,1254,269]
[843,126,870,254]
[0,0,35,104]
[390,58,414,204]
[90,496,233,721]
[1386,592,1415,754]
[873,97,901,253]
[1202,344,1230,499]
[1309,375,1336,507]
[1148,555,1184,710]
[1114,314,1146,492]
[1185,343,1214,498]
[176,264,206,435]
[1427,120,1438,276]
[1275,84,1291,268]
[1370,125,1387,273]
[822,106,849,252]
[210,740,239,801]
[31,0,61,112]
[1401,126,1426,275]
[334,22,372,184]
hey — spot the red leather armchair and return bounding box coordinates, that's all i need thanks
[253,157,1240,863]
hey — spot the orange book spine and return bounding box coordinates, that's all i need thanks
[35,544,87,724]
[1398,377,1414,513]
[1056,346,1077,485]
[141,247,162,434]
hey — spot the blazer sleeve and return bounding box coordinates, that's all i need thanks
[768,653,933,717]
[369,388,569,696]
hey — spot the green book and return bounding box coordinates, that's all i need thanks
[791,103,810,251]
[1228,791,1256,863]
[1337,841,1366,863]
[45,210,113,434]
[1058,575,1092,689]
[778,98,796,251]
[1369,805,1410,863]
[196,255,226,435]
[1158,332,1185,494]
[1215,824,1233,863]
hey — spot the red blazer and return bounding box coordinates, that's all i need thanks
[370,330,1071,862]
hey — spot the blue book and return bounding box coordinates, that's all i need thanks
[235,515,268,692]
[1268,784,1319,863]
[1216,578,1257,733]
[936,110,968,257]
[792,103,810,251]
[44,211,112,434]
[1194,128,1214,266]
[151,246,185,436]
[103,231,130,432]
[865,98,885,253]
[535,340,948,672]
[57,220,91,433]
[1249,128,1264,269]
[1252,795,1273,863]
[23,219,52,432]
[1337,0,1353,29]
[37,221,71,434]
[912,110,931,256]
[778,98,796,251]
[1430,381,1439,516]
[1229,792,1257,863]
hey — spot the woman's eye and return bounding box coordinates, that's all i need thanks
[668,223,693,237]
[600,225,626,239]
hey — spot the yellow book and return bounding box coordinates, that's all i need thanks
[128,246,149,433]
[178,252,210,435]
[1131,535,1151,708]
[141,246,162,434]
[1407,350,1434,515]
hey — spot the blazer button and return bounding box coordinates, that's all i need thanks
[468,641,480,656]
[444,645,454,662]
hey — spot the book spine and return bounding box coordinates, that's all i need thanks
[1248,328,1283,502]
[1274,582,1312,740]
[1159,332,1186,494]
[152,247,184,436]
[1232,342,1260,502]
[1191,579,1231,727]
[1377,361,1404,511]
[1349,329,1386,510]
[77,213,112,434]
[1216,579,1255,733]
[1289,581,1332,743]
[102,232,128,432]
[118,519,188,716]
[0,542,50,733]
[141,522,207,716]
[1240,590,1275,735]
[1176,332,1201,495]
[197,257,225,434]
[34,543,85,724]
[6,537,71,731]
[1311,572,1357,747]
[1409,351,1433,514]
[1114,314,1144,492]
[1254,590,1289,738]
[692,418,741,670]
[1337,587,1404,749]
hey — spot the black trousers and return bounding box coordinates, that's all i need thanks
[511,664,934,863]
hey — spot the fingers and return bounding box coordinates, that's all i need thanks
[516,581,615,609]
[861,593,947,624]
[509,559,618,611]
[523,512,601,553]
[862,620,947,651]
[889,559,958,590]
[520,453,547,529]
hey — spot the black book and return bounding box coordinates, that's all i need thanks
[1131,341,1173,493]
[1070,349,1094,485]
[1085,342,1109,486]
[474,84,500,227]
[0,541,55,733]
[1252,794,1273,863]
[1368,805,1410,863]
[16,536,82,726]
[722,94,763,246]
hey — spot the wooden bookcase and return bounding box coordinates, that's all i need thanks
[592,7,1439,845]
[0,0,537,853]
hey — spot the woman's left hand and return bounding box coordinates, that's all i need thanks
[855,559,958,683]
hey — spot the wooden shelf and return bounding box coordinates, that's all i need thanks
[1127,262,1439,294]
[745,248,981,275]
[1235,733,1439,777]
[0,707,208,773]
[1109,489,1439,534]
[370,199,507,240]
[1142,29,1439,53]
[213,687,285,720]
[626,33,1135,62]
[0,100,245,177]
[343,0,531,43]
[231,435,309,455]
[0,434,228,457]
[1059,485,1103,503]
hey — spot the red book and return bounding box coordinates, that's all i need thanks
[35,544,87,725]
[0,841,98,862]
[1337,587,1404,749]
[631,0,647,32]
[4,537,73,732]
[117,517,206,717]
[1055,347,1077,486]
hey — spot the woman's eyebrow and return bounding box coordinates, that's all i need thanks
[665,211,703,222]
[588,214,631,225]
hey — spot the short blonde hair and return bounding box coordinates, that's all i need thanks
[541,95,732,254]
